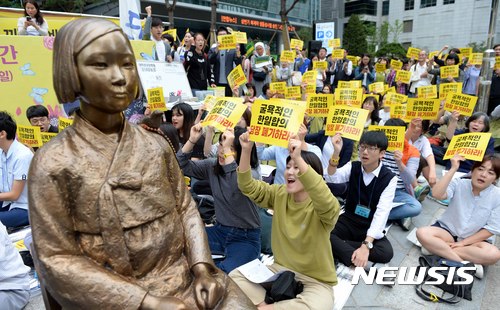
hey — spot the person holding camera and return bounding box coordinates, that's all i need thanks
[17,0,49,36]
[354,54,375,88]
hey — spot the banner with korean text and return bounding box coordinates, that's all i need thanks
[406,98,440,120]
[306,94,334,117]
[444,133,492,161]
[325,106,368,141]
[444,93,477,116]
[367,125,405,152]
[201,97,246,131]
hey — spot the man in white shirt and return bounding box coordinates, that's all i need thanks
[408,50,433,97]
[143,6,171,62]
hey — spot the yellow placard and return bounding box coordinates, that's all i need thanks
[375,63,387,73]
[208,86,226,98]
[440,65,459,78]
[41,132,57,145]
[406,98,440,120]
[346,55,360,64]
[250,99,306,148]
[270,82,287,95]
[234,31,248,44]
[417,85,438,99]
[384,86,396,94]
[217,34,237,50]
[389,104,408,121]
[306,94,334,117]
[428,51,439,60]
[163,28,177,41]
[439,82,463,99]
[395,70,411,84]
[58,117,73,132]
[313,61,328,70]
[390,59,403,70]
[302,70,316,85]
[202,95,217,112]
[285,86,301,99]
[201,97,246,132]
[328,38,341,49]
[17,125,42,148]
[444,93,478,116]
[368,82,385,94]
[334,88,363,107]
[384,92,408,106]
[147,87,167,111]
[227,65,247,89]
[290,39,304,50]
[459,47,472,59]
[367,125,405,152]
[444,132,492,161]
[325,106,368,141]
[338,80,362,89]
[469,53,483,66]
[332,49,345,59]
[407,47,421,59]
[280,50,295,63]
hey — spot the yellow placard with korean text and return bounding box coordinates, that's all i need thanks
[285,86,301,99]
[439,82,462,99]
[328,38,341,49]
[306,94,334,117]
[41,132,57,145]
[346,55,360,64]
[440,65,459,78]
[444,132,492,161]
[332,49,345,59]
[459,47,473,59]
[313,61,328,70]
[444,93,478,116]
[338,80,362,89]
[201,97,246,132]
[384,92,408,106]
[389,104,408,121]
[375,63,386,73]
[280,50,295,63]
[406,98,440,120]
[163,29,177,41]
[428,51,439,61]
[234,31,248,44]
[384,86,396,94]
[147,87,167,111]
[417,85,438,99]
[334,88,363,107]
[367,125,405,152]
[202,95,217,112]
[407,47,421,59]
[58,117,73,132]
[17,125,42,148]
[469,53,483,66]
[217,34,237,50]
[270,82,287,95]
[390,59,403,70]
[325,106,368,141]
[290,39,304,51]
[368,82,385,94]
[302,70,316,85]
[395,70,411,84]
[250,99,306,148]
[227,65,247,89]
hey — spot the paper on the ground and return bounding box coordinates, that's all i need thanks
[406,227,421,247]
[260,164,276,178]
[238,258,283,283]
[333,263,355,310]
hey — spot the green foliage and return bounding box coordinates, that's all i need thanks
[295,27,312,44]
[343,15,368,57]
[376,42,407,59]
[42,0,108,13]
[467,41,487,52]
[0,0,22,8]
[389,20,403,42]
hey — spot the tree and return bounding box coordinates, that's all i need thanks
[280,0,300,50]
[209,0,218,45]
[375,42,407,59]
[164,0,177,29]
[467,41,487,52]
[295,27,312,44]
[343,15,367,56]
[389,20,403,43]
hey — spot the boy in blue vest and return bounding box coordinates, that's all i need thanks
[326,131,397,268]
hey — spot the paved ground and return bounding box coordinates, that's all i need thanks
[24,166,500,309]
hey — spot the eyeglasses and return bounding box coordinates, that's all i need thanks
[358,145,379,153]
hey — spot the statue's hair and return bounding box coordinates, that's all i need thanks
[53,18,141,103]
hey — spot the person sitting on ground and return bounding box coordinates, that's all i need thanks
[177,125,261,274]
[417,154,500,271]
[26,105,58,133]
[0,112,33,229]
[230,133,340,310]
[327,131,397,268]
[381,118,422,230]
[0,222,31,310]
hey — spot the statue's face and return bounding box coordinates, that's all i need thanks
[76,31,138,113]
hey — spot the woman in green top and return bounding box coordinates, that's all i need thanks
[230,133,340,310]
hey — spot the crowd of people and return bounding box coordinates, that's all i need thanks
[1,1,500,309]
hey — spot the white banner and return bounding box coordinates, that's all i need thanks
[119,0,143,40]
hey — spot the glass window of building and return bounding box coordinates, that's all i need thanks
[403,20,413,33]
[382,1,389,15]
[420,0,437,8]
[344,0,377,17]
[443,0,455,4]
[405,0,415,10]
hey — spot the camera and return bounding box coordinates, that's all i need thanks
[26,16,31,21]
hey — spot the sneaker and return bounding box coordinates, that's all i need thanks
[420,246,432,256]
[474,264,484,279]
[417,175,427,184]
[414,185,431,202]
